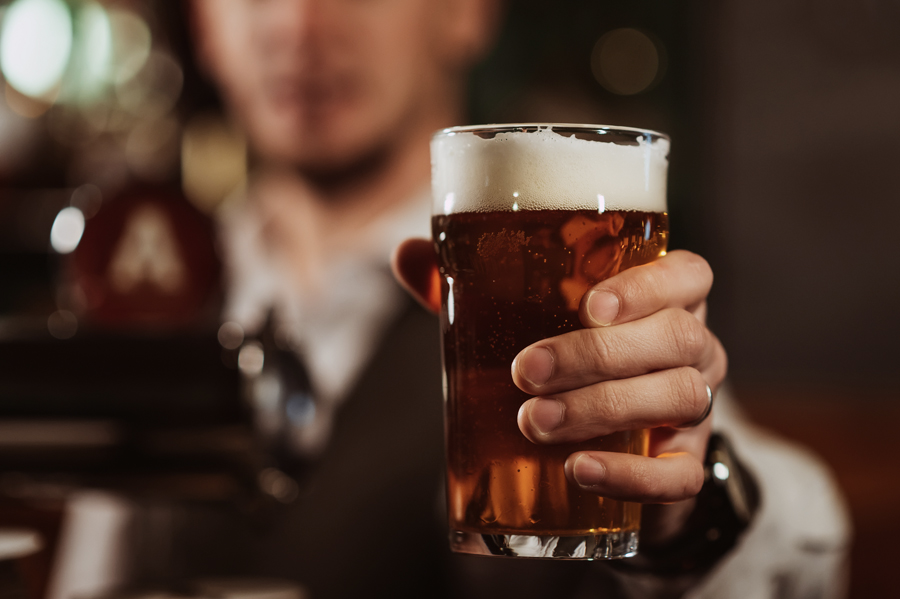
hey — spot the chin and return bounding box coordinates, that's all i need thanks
[254,109,391,175]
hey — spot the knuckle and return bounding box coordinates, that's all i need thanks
[713,340,729,384]
[594,382,629,426]
[684,251,715,291]
[670,367,708,415]
[676,249,712,276]
[666,309,707,361]
[623,263,666,308]
[582,328,617,372]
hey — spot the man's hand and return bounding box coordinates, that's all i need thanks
[393,241,727,544]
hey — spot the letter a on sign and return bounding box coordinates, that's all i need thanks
[108,203,186,295]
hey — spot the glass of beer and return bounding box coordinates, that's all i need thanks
[431,124,669,559]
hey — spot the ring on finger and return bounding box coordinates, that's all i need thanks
[675,384,714,429]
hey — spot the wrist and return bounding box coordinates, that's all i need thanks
[617,432,760,577]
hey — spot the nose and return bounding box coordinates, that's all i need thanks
[255,0,327,57]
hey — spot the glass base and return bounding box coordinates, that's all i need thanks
[450,529,638,560]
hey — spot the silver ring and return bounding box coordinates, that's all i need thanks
[676,384,714,429]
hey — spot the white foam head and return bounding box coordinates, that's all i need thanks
[431,124,668,215]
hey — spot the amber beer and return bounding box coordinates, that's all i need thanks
[431,124,669,559]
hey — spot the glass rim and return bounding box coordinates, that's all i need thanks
[434,123,669,143]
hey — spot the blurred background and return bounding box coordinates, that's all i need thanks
[0,0,896,597]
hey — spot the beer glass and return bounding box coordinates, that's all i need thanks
[431,124,669,559]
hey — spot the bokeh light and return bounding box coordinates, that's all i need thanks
[258,468,299,504]
[591,28,662,96]
[0,0,73,99]
[217,321,245,350]
[116,49,182,119]
[712,461,731,481]
[64,1,112,103]
[182,113,248,213]
[238,342,265,377]
[47,309,78,339]
[69,184,103,219]
[49,206,85,254]
[108,8,151,86]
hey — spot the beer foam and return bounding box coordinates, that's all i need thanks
[432,125,668,214]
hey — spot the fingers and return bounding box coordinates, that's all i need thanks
[512,249,718,508]
[513,308,727,397]
[580,250,713,327]
[517,367,713,444]
[391,238,441,313]
[564,450,705,504]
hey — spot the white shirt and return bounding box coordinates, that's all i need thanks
[217,184,432,454]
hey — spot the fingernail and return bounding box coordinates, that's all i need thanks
[587,290,619,326]
[573,454,607,487]
[528,398,564,435]
[515,347,554,388]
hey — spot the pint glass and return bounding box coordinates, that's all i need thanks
[431,124,669,559]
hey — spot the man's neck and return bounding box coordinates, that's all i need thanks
[249,105,460,292]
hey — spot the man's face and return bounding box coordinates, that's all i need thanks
[193,0,481,173]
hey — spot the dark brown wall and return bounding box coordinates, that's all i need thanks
[704,1,900,392]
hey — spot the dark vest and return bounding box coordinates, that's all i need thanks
[152,297,620,599]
